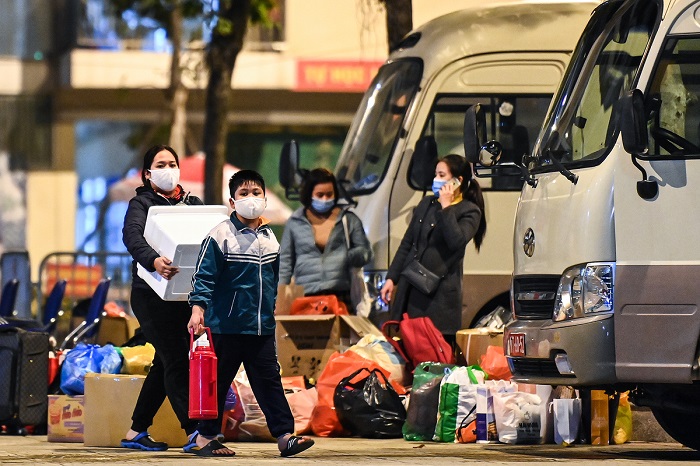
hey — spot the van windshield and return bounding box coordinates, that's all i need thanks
[335,60,422,194]
[531,0,659,170]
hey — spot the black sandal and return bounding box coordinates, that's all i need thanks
[120,431,168,451]
[280,435,314,457]
[193,438,236,457]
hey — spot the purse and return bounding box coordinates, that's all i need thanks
[342,214,372,317]
[401,259,442,295]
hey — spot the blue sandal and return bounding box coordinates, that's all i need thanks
[182,431,199,454]
[120,431,168,451]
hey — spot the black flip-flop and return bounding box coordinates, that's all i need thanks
[280,436,315,457]
[193,439,236,457]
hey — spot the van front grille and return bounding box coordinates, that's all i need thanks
[512,276,560,320]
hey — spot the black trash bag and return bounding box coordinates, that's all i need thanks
[334,368,406,438]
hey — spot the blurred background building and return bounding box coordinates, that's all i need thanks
[0,0,499,277]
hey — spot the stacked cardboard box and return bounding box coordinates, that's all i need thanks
[275,315,382,382]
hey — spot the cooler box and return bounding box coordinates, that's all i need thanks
[136,205,229,300]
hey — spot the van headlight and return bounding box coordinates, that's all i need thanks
[553,262,614,322]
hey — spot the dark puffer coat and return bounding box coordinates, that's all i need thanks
[386,195,481,336]
[122,185,203,290]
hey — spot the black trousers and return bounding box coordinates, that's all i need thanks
[129,286,197,435]
[196,333,294,439]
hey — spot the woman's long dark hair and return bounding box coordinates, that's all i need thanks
[439,154,487,251]
[141,144,179,186]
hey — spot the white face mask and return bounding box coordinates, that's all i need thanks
[149,168,180,192]
[234,196,266,219]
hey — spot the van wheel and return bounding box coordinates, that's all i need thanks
[651,406,700,450]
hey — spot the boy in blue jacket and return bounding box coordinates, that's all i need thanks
[187,170,314,458]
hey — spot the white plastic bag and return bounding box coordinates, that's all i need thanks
[552,398,582,445]
[476,380,516,443]
[493,391,542,444]
[433,366,479,442]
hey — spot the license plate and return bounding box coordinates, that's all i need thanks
[507,333,526,357]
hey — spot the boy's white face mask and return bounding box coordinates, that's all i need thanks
[234,197,266,219]
[149,168,180,192]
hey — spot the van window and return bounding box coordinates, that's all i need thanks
[335,60,422,194]
[419,95,551,190]
[532,0,659,170]
[645,37,700,156]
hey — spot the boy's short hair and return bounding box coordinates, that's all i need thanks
[229,170,266,198]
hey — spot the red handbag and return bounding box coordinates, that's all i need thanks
[381,313,454,370]
[290,295,349,316]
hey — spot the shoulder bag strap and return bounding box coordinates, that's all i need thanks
[341,213,351,250]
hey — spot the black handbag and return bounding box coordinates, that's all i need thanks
[334,368,406,438]
[401,259,442,295]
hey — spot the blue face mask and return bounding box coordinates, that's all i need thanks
[432,179,447,197]
[311,197,335,213]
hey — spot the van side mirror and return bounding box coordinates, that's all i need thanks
[620,89,648,155]
[279,140,302,199]
[464,104,503,167]
[408,136,438,190]
[620,89,658,200]
[464,104,485,163]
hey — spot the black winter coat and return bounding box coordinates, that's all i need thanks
[386,195,481,336]
[122,185,203,290]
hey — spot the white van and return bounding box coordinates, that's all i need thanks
[282,1,598,327]
[466,0,700,449]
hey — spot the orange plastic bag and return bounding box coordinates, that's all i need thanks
[480,345,512,380]
[310,350,406,437]
[290,295,349,316]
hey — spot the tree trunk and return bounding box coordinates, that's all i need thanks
[382,0,413,53]
[168,4,187,156]
[203,1,251,204]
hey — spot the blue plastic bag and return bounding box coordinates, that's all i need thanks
[60,343,123,395]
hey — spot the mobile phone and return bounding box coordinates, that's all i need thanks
[449,178,461,189]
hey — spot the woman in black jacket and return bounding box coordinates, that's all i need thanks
[120,145,202,450]
[380,154,486,345]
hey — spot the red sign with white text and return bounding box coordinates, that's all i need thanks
[296,60,383,92]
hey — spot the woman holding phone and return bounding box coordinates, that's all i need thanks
[380,154,486,345]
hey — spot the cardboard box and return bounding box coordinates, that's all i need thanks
[83,373,188,447]
[96,314,140,347]
[276,315,382,382]
[456,328,504,366]
[137,205,229,301]
[47,395,85,442]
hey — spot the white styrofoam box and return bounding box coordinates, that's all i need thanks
[136,205,229,301]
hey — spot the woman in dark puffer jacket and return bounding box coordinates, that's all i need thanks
[121,145,202,451]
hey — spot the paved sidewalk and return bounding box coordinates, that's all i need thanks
[0,436,697,466]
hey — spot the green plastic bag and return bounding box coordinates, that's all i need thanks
[402,362,455,441]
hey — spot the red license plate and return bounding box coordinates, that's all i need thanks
[507,333,526,357]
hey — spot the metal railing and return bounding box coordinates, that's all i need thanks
[37,251,132,323]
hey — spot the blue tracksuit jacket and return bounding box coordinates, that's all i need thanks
[189,213,279,335]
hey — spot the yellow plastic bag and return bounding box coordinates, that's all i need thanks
[120,343,156,375]
[613,391,633,444]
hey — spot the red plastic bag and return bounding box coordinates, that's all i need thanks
[291,295,349,316]
[310,350,406,437]
[479,345,512,380]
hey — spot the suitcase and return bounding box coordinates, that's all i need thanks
[0,326,49,431]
